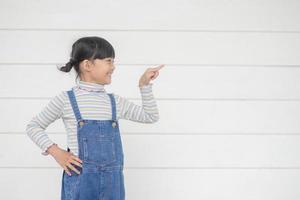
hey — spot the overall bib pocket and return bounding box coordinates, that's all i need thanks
[82,135,116,166]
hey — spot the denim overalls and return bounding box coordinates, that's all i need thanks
[61,88,125,200]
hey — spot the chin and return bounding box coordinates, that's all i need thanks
[105,80,112,84]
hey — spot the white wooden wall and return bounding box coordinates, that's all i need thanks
[0,0,300,199]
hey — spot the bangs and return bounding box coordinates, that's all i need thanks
[90,37,115,60]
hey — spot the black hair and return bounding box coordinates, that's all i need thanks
[58,36,115,81]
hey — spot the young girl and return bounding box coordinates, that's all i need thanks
[26,36,164,200]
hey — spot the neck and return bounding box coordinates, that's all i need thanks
[77,80,106,93]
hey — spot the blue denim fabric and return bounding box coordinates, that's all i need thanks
[61,88,125,200]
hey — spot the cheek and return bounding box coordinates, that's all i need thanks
[92,64,111,78]
[94,68,106,77]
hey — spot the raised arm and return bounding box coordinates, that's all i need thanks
[114,64,165,123]
[114,83,159,123]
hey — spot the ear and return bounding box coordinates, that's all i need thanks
[81,59,94,72]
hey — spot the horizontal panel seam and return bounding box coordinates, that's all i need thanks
[1,166,300,170]
[0,28,300,33]
[2,132,300,136]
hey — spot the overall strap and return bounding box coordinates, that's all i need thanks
[108,93,117,121]
[67,88,83,122]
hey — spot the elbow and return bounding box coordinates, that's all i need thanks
[153,113,159,123]
[25,122,33,138]
[148,113,159,124]
[25,119,39,139]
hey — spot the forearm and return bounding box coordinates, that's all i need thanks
[138,83,159,123]
[26,119,56,155]
[117,83,159,123]
[25,92,65,155]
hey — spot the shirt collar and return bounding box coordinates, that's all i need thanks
[77,80,106,93]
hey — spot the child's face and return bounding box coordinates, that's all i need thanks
[83,57,115,85]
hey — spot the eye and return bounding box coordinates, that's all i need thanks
[106,59,114,63]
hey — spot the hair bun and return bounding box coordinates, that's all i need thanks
[58,58,77,73]
[69,58,77,66]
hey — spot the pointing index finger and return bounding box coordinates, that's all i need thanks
[154,64,165,71]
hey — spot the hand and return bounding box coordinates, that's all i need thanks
[47,144,83,176]
[139,64,165,87]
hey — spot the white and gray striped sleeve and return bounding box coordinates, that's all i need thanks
[114,83,159,123]
[26,91,66,156]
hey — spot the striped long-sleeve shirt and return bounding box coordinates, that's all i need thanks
[26,80,159,156]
